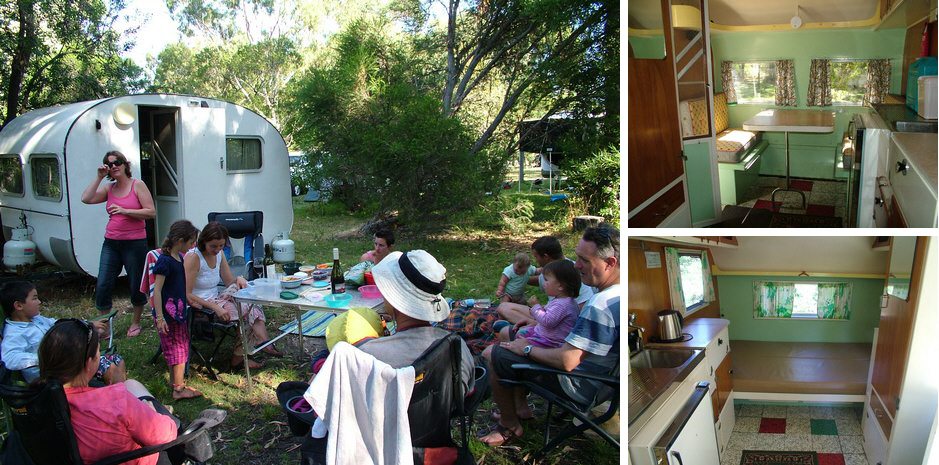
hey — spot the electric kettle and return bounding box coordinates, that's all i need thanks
[657,309,684,342]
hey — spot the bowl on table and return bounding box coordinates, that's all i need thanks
[280,276,303,289]
[312,269,330,281]
[323,293,352,308]
[358,285,382,299]
[282,262,302,275]
[298,265,316,276]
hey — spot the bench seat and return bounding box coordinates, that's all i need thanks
[731,340,872,396]
[717,129,762,163]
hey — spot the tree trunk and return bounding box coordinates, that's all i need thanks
[3,0,37,129]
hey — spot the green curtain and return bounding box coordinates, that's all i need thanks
[817,283,852,320]
[753,281,795,318]
[664,247,686,311]
[700,250,716,302]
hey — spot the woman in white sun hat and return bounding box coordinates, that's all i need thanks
[356,250,475,393]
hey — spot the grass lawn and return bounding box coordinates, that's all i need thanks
[0,188,619,465]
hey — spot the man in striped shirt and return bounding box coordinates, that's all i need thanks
[480,223,620,447]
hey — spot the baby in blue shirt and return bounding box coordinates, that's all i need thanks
[496,253,538,304]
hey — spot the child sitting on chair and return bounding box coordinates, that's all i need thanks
[485,260,581,359]
[495,253,537,304]
[0,280,126,384]
[152,220,202,400]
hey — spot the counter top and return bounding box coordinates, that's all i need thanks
[892,132,938,195]
[646,318,730,349]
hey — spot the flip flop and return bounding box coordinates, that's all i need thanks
[126,324,141,338]
[262,345,284,357]
[231,357,263,369]
[478,422,522,447]
[489,406,536,422]
[172,385,203,400]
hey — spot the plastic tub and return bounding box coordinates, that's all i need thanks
[253,278,279,298]
[358,285,382,299]
[323,293,352,308]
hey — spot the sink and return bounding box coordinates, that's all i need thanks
[630,348,697,369]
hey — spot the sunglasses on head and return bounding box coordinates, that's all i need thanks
[106,160,125,168]
[54,318,95,358]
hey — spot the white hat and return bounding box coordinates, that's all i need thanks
[372,250,449,322]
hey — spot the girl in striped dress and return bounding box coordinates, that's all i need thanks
[152,220,202,399]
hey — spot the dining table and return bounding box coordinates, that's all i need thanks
[743,108,836,209]
[231,282,385,390]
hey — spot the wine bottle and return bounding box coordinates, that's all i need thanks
[331,247,345,294]
[264,244,275,278]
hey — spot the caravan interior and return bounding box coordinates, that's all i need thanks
[626,236,938,465]
[628,0,938,228]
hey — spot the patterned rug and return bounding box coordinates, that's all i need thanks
[770,212,843,228]
[741,450,818,464]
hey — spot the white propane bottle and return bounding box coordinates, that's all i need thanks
[272,232,295,263]
[3,228,37,270]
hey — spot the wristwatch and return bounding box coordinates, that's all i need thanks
[523,345,533,358]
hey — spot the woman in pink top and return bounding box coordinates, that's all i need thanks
[82,151,155,337]
[39,319,178,465]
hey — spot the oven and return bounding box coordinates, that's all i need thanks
[850,112,892,228]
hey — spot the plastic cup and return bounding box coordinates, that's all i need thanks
[364,271,375,285]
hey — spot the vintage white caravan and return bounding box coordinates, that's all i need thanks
[0,94,294,276]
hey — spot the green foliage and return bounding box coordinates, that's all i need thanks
[564,145,619,226]
[285,19,508,228]
[0,0,145,125]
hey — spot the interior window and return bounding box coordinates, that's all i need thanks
[30,156,62,200]
[678,253,705,310]
[226,138,262,172]
[830,61,868,105]
[0,155,24,195]
[792,283,820,317]
[731,61,777,104]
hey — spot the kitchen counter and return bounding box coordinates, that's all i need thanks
[646,318,730,349]
[628,348,705,429]
[892,132,938,195]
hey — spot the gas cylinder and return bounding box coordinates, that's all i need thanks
[272,232,295,263]
[3,228,37,270]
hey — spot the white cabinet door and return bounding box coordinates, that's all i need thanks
[863,403,888,465]
[666,387,721,465]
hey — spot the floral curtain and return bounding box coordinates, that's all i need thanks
[721,61,737,103]
[863,59,892,106]
[664,248,686,311]
[806,59,832,107]
[753,281,795,318]
[817,283,852,320]
[700,250,716,302]
[775,59,797,106]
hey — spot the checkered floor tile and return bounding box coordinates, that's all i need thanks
[722,402,868,465]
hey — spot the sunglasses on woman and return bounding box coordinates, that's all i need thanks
[105,160,125,168]
[54,318,95,358]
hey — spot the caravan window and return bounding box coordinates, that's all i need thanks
[30,155,62,201]
[0,155,24,196]
[830,61,868,106]
[730,61,777,104]
[226,138,262,172]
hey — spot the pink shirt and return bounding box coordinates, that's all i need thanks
[105,180,147,240]
[65,383,177,465]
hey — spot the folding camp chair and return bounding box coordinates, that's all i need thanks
[276,333,487,465]
[0,361,226,465]
[500,361,619,460]
[206,211,264,281]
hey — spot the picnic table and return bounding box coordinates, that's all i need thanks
[231,282,384,390]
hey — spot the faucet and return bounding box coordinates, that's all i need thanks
[628,313,645,354]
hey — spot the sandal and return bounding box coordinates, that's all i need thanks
[126,324,141,338]
[262,345,284,357]
[231,356,263,369]
[172,384,203,400]
[478,423,522,447]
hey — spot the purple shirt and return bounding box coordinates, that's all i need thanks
[522,296,579,348]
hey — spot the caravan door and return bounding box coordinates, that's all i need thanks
[178,105,227,228]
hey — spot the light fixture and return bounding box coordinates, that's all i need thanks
[112,102,136,125]
[790,5,803,28]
